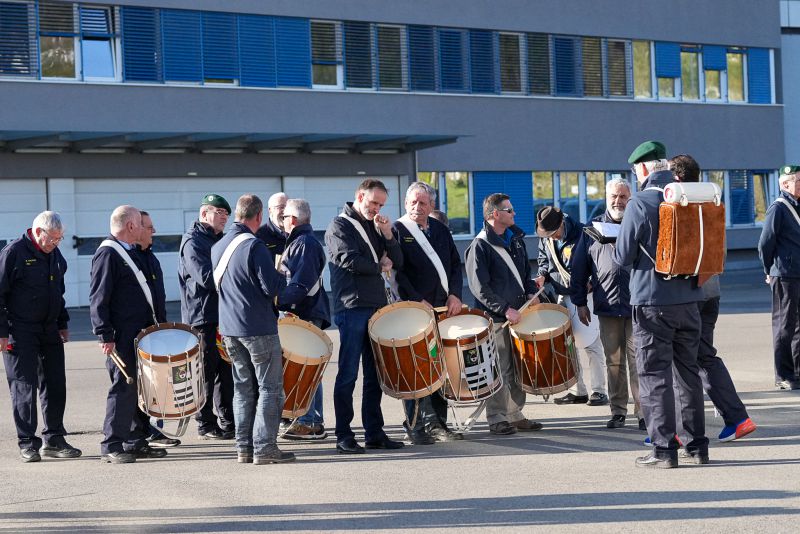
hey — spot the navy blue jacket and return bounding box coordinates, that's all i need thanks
[277,223,331,329]
[570,212,632,317]
[325,202,404,314]
[392,217,463,307]
[89,236,154,343]
[138,246,167,323]
[614,170,704,306]
[179,221,223,326]
[0,231,69,339]
[537,214,584,296]
[255,217,287,257]
[211,222,287,337]
[758,191,800,279]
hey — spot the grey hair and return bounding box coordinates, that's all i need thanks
[110,205,140,233]
[32,211,63,233]
[405,181,437,204]
[285,198,311,224]
[606,177,632,193]
[235,194,263,221]
[268,192,287,209]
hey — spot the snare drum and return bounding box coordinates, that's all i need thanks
[135,323,205,436]
[510,304,578,396]
[279,316,333,419]
[368,301,445,400]
[437,308,503,404]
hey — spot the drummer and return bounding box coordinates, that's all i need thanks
[465,193,542,436]
[392,182,464,445]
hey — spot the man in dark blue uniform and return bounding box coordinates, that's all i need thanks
[256,192,288,257]
[758,164,800,390]
[179,194,236,440]
[90,205,167,464]
[393,182,463,445]
[614,141,708,468]
[0,211,80,462]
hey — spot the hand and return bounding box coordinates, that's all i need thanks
[59,329,69,343]
[577,306,591,326]
[374,214,393,239]
[586,281,593,293]
[526,294,541,305]
[766,275,772,285]
[535,275,545,288]
[0,337,7,352]
[379,255,393,273]
[100,342,115,356]
[445,295,462,317]
[504,307,521,325]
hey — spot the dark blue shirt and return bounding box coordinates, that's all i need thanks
[758,191,800,279]
[255,217,287,256]
[537,214,584,296]
[179,221,223,326]
[278,223,331,329]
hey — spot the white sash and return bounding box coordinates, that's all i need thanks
[98,239,156,320]
[339,213,379,263]
[339,213,399,302]
[776,198,800,228]
[544,237,571,285]
[398,215,449,295]
[476,230,525,291]
[637,186,665,265]
[213,233,255,290]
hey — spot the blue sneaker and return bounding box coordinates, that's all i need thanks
[643,436,652,447]
[718,417,757,443]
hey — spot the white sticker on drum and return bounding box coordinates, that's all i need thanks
[171,364,195,407]
[461,333,498,388]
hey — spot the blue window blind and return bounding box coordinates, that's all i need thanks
[438,28,468,92]
[121,6,161,82]
[80,7,111,36]
[729,170,754,225]
[408,25,435,91]
[0,1,35,76]
[202,12,238,82]
[237,15,275,87]
[654,42,680,77]
[702,45,726,70]
[553,36,581,96]
[472,172,535,234]
[343,20,372,88]
[161,10,202,82]
[469,29,496,94]
[747,47,771,104]
[275,17,310,87]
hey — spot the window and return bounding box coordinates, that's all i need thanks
[727,49,745,101]
[499,32,523,93]
[702,45,726,101]
[161,9,201,83]
[80,6,118,80]
[533,172,554,215]
[586,172,606,220]
[753,172,769,223]
[558,172,580,221]
[445,172,470,234]
[311,21,342,88]
[707,170,725,192]
[747,48,771,104]
[202,12,238,84]
[607,39,630,97]
[376,25,406,90]
[582,37,602,96]
[470,29,496,94]
[39,1,78,78]
[527,33,550,95]
[120,6,162,83]
[553,36,580,96]
[408,25,436,91]
[655,42,680,99]
[633,40,652,98]
[0,1,36,77]
[344,20,373,89]
[681,47,700,100]
[705,69,721,100]
[729,170,754,225]
[438,28,468,92]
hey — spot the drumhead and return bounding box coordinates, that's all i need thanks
[371,306,431,340]
[438,314,488,339]
[514,308,568,334]
[279,323,329,359]
[139,328,197,356]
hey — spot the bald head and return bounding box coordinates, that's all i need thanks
[109,205,142,244]
[268,192,288,230]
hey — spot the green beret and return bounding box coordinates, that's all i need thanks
[201,193,231,214]
[781,165,800,176]
[628,140,667,164]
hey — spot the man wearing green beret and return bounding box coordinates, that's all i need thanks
[758,166,800,391]
[614,141,708,468]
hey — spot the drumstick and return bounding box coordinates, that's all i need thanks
[109,350,133,385]
[501,286,545,329]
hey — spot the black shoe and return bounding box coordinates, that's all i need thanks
[199,428,227,440]
[221,429,235,440]
[336,438,365,454]
[20,448,41,463]
[135,445,168,459]
[365,437,405,450]
[42,441,82,458]
[553,393,589,405]
[102,451,136,464]
[606,415,626,428]
[148,437,181,448]
[407,429,435,445]
[638,418,647,431]
[253,449,296,464]
[587,392,609,406]
[489,421,517,435]
[679,448,709,465]
[429,425,464,442]
[635,452,677,469]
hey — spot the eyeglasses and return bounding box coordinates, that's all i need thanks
[282,214,296,220]
[40,231,63,245]
[496,207,515,214]
[630,165,638,176]
[210,208,229,216]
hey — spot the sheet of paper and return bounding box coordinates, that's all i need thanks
[592,221,620,238]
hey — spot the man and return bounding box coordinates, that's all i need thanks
[90,205,167,464]
[179,194,236,440]
[758,164,800,390]
[325,179,405,454]
[535,206,608,407]
[669,155,756,442]
[211,194,293,464]
[465,193,542,436]
[615,141,708,468]
[256,192,288,258]
[0,211,80,463]
[393,182,464,444]
[570,179,643,430]
[277,199,331,441]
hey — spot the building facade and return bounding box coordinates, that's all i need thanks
[0,0,784,307]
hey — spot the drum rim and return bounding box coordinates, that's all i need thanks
[437,308,492,347]
[136,322,201,363]
[510,303,571,341]
[368,301,437,346]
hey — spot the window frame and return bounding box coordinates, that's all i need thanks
[726,47,748,103]
[605,38,631,98]
[680,45,701,101]
[498,31,525,94]
[375,23,408,91]
[80,5,121,82]
[310,19,343,90]
[632,39,654,100]
[38,1,81,81]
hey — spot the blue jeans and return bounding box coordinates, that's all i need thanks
[297,385,324,426]
[333,307,385,442]
[223,334,284,455]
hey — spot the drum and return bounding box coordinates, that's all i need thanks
[279,316,333,419]
[135,323,205,437]
[368,301,445,400]
[437,308,503,404]
[509,303,578,396]
[216,328,231,364]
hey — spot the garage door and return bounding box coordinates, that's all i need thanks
[0,179,47,249]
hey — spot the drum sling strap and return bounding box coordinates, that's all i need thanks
[476,230,525,292]
[775,198,800,227]
[544,237,571,285]
[98,239,158,325]
[339,213,399,303]
[635,186,664,267]
[398,215,449,296]
[213,233,255,290]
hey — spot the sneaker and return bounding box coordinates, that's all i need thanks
[678,448,709,464]
[237,452,253,464]
[635,452,677,469]
[283,423,328,441]
[512,419,543,432]
[553,393,589,405]
[148,437,181,448]
[20,448,41,463]
[135,445,168,459]
[606,415,626,428]
[489,421,517,435]
[253,449,296,464]
[42,440,82,458]
[718,417,757,443]
[643,434,683,447]
[587,392,609,406]
[199,428,228,440]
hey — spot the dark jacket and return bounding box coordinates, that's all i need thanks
[255,217,287,257]
[758,190,800,279]
[211,222,287,337]
[89,236,154,343]
[537,214,584,296]
[465,222,536,321]
[138,246,167,323]
[393,217,463,307]
[614,170,704,306]
[278,223,331,329]
[0,231,69,339]
[570,212,631,317]
[179,221,223,326]
[325,202,403,315]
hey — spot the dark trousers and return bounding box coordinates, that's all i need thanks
[194,324,235,433]
[634,303,708,458]
[333,307,386,442]
[770,277,800,381]
[404,393,448,432]
[100,326,149,454]
[3,327,67,449]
